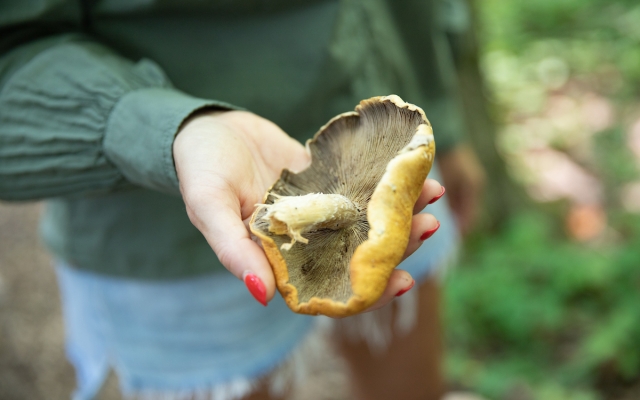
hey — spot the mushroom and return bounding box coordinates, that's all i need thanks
[249,95,436,317]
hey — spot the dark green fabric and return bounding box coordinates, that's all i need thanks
[0,38,232,199]
[0,0,465,279]
[386,0,466,151]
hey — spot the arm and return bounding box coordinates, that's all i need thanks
[0,34,232,200]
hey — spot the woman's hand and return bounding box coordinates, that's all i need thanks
[173,111,443,311]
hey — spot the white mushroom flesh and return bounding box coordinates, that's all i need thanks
[258,193,359,250]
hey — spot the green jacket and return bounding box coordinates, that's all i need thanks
[0,0,464,279]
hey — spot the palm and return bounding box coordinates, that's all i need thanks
[210,111,310,220]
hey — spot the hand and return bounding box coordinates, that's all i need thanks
[173,110,443,310]
[437,143,486,235]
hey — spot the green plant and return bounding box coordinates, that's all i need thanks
[446,212,640,399]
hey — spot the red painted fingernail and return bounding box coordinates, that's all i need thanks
[243,272,267,306]
[428,186,446,204]
[420,221,440,241]
[396,280,415,297]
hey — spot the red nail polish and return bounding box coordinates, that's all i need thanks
[396,280,415,297]
[420,221,440,241]
[428,186,446,204]
[243,272,267,306]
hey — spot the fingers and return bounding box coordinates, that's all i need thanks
[362,269,415,313]
[358,179,443,314]
[360,209,439,313]
[414,179,445,214]
[184,188,276,306]
[281,136,311,173]
[360,209,439,314]
[403,178,443,260]
[357,184,442,314]
[402,212,439,261]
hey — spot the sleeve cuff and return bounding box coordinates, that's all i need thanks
[104,88,238,195]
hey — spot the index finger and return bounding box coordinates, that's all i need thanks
[184,187,276,306]
[414,179,445,214]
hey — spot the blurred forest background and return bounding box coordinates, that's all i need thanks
[2,0,640,399]
[445,0,640,399]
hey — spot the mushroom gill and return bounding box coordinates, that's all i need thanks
[250,95,435,317]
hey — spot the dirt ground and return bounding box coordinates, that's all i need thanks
[0,201,78,400]
[0,201,351,400]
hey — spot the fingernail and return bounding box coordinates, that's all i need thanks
[420,221,440,241]
[428,186,446,204]
[243,272,267,306]
[395,279,415,297]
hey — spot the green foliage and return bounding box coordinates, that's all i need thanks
[595,127,639,188]
[445,213,640,399]
[480,0,640,96]
[446,0,640,398]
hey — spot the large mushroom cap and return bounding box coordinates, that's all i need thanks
[250,95,435,317]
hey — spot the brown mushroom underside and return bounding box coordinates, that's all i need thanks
[250,95,435,317]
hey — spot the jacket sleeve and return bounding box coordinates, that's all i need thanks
[0,32,235,201]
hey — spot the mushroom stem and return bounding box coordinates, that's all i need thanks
[258,193,359,250]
